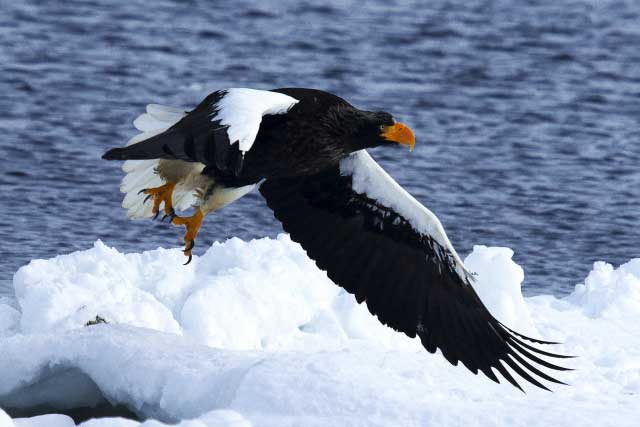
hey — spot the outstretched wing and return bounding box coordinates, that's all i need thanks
[103,88,299,174]
[260,150,571,391]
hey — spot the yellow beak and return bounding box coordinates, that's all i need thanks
[380,122,415,151]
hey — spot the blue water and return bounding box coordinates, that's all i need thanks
[1,0,639,296]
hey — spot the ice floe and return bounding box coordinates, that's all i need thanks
[0,236,638,426]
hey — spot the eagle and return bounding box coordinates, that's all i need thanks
[103,87,571,391]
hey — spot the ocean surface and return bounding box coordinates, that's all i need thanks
[1,0,638,297]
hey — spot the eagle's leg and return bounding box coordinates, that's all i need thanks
[139,182,176,220]
[171,208,203,265]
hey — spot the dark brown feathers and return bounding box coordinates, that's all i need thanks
[260,158,571,392]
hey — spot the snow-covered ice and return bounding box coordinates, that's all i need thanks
[0,236,639,426]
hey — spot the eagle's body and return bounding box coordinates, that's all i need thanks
[103,87,570,391]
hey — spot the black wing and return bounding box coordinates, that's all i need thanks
[102,89,298,175]
[260,150,572,391]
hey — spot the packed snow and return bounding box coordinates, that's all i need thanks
[0,235,638,426]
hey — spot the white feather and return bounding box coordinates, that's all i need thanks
[213,88,298,152]
[171,162,206,211]
[119,91,293,219]
[199,184,256,214]
[340,150,471,280]
[146,104,185,121]
[119,104,198,219]
[133,114,163,132]
[126,129,165,147]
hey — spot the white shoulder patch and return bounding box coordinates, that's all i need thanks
[212,88,299,152]
[339,150,471,280]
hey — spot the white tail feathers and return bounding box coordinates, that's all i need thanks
[120,104,201,219]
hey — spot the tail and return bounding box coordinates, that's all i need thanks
[102,146,149,160]
[102,104,190,161]
[104,104,200,219]
[105,99,245,174]
[102,130,187,161]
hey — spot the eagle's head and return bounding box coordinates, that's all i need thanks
[369,111,415,151]
[326,107,415,153]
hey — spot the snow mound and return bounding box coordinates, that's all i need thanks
[567,259,640,318]
[9,236,411,351]
[464,245,537,335]
[1,236,639,426]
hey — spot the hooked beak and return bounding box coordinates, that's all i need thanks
[380,122,415,151]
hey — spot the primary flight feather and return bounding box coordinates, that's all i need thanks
[103,87,571,391]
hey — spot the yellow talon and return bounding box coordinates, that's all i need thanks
[172,208,203,264]
[140,182,176,219]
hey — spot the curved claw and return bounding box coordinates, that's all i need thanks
[183,240,195,265]
[161,208,176,222]
[152,210,160,220]
[182,240,195,265]
[172,209,202,267]
[138,184,176,218]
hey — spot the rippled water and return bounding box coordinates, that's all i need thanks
[1,0,639,296]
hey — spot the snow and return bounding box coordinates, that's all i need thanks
[464,245,537,335]
[0,300,19,337]
[566,259,640,318]
[12,414,76,427]
[0,236,639,426]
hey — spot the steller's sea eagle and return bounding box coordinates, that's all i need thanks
[103,87,571,391]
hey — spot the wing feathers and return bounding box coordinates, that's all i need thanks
[508,336,575,359]
[260,150,570,391]
[214,88,299,152]
[104,89,298,176]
